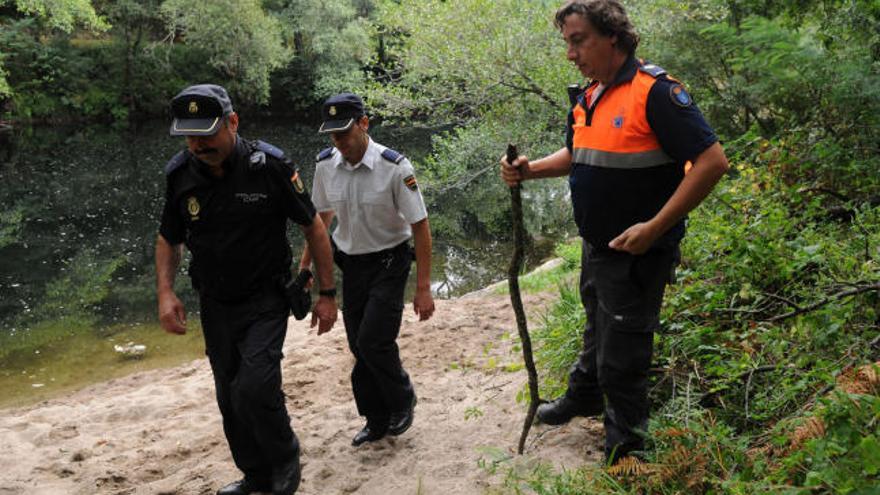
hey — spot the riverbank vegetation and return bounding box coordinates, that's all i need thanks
[2,0,878,492]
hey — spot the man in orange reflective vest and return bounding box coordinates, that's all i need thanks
[501,0,729,463]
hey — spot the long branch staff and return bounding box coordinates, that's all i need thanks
[505,143,542,455]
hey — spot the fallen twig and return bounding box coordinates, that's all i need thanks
[766,282,880,322]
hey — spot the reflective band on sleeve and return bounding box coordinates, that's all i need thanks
[572,147,674,169]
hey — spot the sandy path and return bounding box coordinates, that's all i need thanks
[0,292,603,494]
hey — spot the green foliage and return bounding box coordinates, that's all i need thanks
[160,0,291,105]
[0,54,10,99]
[0,0,379,119]
[0,249,126,361]
[37,249,126,321]
[0,0,107,101]
[269,0,373,105]
[362,0,578,241]
[511,154,879,492]
[369,0,573,124]
[0,18,159,120]
[505,239,583,294]
[531,280,584,399]
[465,405,485,421]
[479,453,628,495]
[769,390,880,493]
[1,0,107,32]
[0,206,24,249]
[419,118,572,240]
[633,0,880,198]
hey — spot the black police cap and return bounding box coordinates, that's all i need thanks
[318,93,365,134]
[169,84,233,136]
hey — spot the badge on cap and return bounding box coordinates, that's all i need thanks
[403,175,418,191]
[187,196,200,220]
[329,106,337,116]
[188,101,199,114]
[670,84,692,107]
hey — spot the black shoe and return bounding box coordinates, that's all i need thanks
[271,452,301,495]
[217,478,271,495]
[351,421,388,446]
[536,396,602,425]
[388,394,417,436]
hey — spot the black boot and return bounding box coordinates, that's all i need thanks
[536,396,602,425]
[217,477,271,495]
[388,394,417,436]
[352,417,389,446]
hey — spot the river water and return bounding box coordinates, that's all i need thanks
[0,119,549,407]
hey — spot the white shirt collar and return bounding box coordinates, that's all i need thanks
[338,138,377,170]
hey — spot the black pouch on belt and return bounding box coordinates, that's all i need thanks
[283,269,313,320]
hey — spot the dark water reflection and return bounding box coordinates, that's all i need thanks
[0,119,549,340]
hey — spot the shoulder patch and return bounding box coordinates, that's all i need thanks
[290,167,305,194]
[316,147,336,162]
[254,140,286,160]
[164,150,189,175]
[669,84,693,107]
[639,63,667,78]
[403,174,418,191]
[381,148,405,164]
[249,150,267,170]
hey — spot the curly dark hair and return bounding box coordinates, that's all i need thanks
[554,0,640,55]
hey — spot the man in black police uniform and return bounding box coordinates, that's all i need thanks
[299,93,435,447]
[156,84,338,495]
[501,0,729,463]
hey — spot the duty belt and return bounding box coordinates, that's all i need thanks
[335,241,411,264]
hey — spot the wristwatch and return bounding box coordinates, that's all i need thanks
[318,288,337,297]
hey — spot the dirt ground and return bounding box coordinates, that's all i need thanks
[0,291,603,494]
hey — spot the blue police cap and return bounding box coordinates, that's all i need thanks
[169,84,234,136]
[318,93,365,134]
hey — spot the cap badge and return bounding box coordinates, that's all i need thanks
[329,106,337,116]
[188,101,199,114]
[187,196,200,219]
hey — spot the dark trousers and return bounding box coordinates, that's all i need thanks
[199,288,299,481]
[335,242,415,423]
[565,240,677,461]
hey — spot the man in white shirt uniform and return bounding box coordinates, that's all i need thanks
[299,93,435,447]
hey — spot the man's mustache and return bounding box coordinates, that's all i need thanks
[194,148,218,156]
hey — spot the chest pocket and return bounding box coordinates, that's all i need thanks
[224,190,274,225]
[327,188,347,205]
[361,191,393,206]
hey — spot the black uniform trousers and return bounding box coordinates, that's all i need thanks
[335,241,415,423]
[199,287,299,482]
[565,240,677,461]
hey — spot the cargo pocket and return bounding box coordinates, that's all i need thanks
[592,252,660,334]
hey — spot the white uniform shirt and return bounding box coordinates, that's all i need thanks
[311,138,428,255]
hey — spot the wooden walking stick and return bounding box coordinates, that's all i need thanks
[505,144,542,455]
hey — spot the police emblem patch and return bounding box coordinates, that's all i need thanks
[403,175,418,191]
[670,84,692,107]
[188,101,199,114]
[187,196,200,219]
[291,171,305,194]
